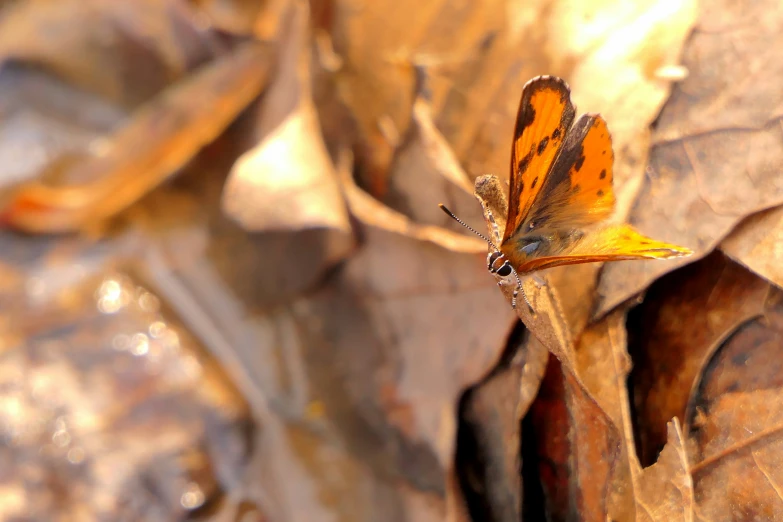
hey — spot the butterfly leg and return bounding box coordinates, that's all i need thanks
[510,270,534,314]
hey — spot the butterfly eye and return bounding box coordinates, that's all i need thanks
[521,241,541,255]
[488,251,503,265]
[496,261,513,277]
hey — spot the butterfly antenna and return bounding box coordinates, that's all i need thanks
[438,204,496,247]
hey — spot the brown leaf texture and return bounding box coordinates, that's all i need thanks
[0,0,224,108]
[635,419,694,522]
[629,252,771,465]
[686,288,783,518]
[3,41,273,233]
[721,205,783,289]
[221,1,350,235]
[597,0,783,316]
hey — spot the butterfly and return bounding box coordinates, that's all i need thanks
[440,75,692,312]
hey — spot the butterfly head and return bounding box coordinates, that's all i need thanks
[487,250,513,276]
[438,203,530,311]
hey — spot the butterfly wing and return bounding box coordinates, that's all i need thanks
[517,114,615,234]
[511,224,692,273]
[503,76,575,243]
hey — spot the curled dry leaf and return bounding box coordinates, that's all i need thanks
[0,0,223,109]
[721,205,783,289]
[629,252,771,465]
[474,174,633,519]
[221,104,351,234]
[221,0,351,237]
[2,42,273,234]
[530,355,623,520]
[456,328,548,521]
[597,0,783,316]
[635,419,694,522]
[384,96,483,235]
[342,165,485,254]
[687,288,783,518]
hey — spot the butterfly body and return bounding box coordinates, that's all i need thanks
[440,75,692,311]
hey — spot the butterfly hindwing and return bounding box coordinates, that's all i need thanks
[504,76,575,243]
[519,114,615,234]
[512,224,692,273]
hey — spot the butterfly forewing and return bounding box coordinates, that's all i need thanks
[519,114,616,233]
[504,76,575,243]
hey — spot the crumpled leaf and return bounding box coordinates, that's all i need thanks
[530,354,624,519]
[628,252,770,465]
[0,0,223,109]
[721,205,783,289]
[456,327,548,521]
[343,163,485,254]
[383,95,484,236]
[2,41,273,233]
[221,1,349,235]
[596,0,783,316]
[635,419,694,522]
[686,288,783,517]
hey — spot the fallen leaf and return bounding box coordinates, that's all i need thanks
[2,41,273,233]
[635,419,694,522]
[343,162,485,254]
[686,288,783,518]
[721,205,783,289]
[384,96,484,237]
[456,327,548,521]
[221,1,350,236]
[473,174,632,519]
[628,252,771,465]
[652,0,783,142]
[0,0,224,109]
[530,355,624,520]
[596,0,783,316]
[0,64,125,188]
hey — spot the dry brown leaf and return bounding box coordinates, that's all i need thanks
[222,107,351,233]
[221,1,350,236]
[597,0,783,316]
[0,0,223,109]
[331,0,517,195]
[530,355,624,520]
[635,419,694,522]
[343,165,485,254]
[0,64,125,188]
[687,288,783,518]
[721,205,783,289]
[628,252,771,465]
[456,328,548,521]
[384,96,484,237]
[282,217,514,517]
[2,41,272,234]
[653,0,783,142]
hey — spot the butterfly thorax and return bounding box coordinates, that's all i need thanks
[501,229,584,274]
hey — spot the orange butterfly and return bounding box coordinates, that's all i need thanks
[440,76,692,311]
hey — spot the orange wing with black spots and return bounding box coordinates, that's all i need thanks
[503,76,575,243]
[520,114,615,233]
